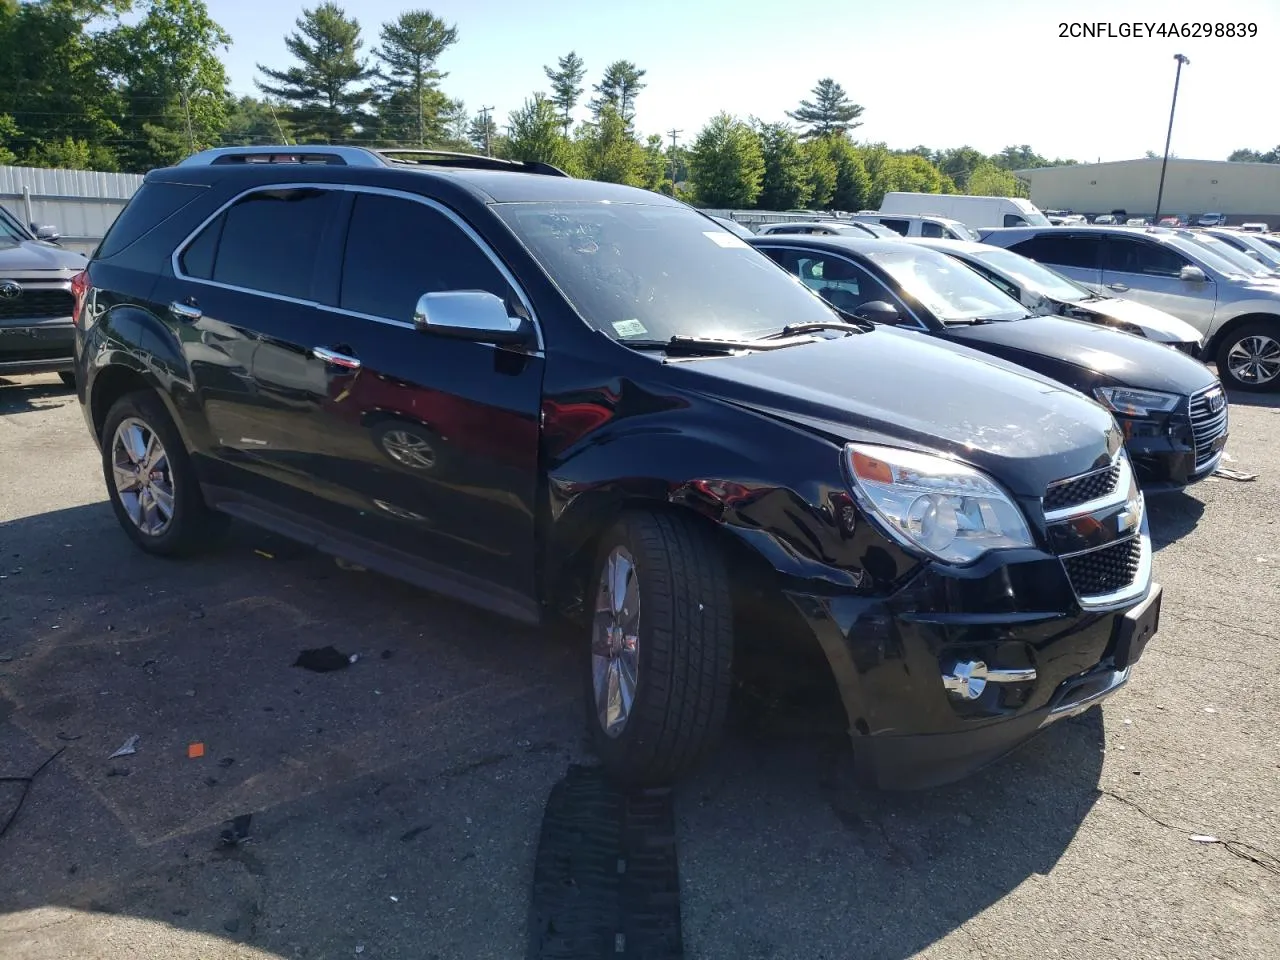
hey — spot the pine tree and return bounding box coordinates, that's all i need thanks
[543,51,586,134]
[786,78,864,140]
[374,9,457,146]
[590,60,646,129]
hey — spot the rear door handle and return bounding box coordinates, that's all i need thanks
[1106,282,1129,292]
[312,346,361,370]
[170,300,202,321]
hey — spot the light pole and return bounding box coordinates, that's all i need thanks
[1153,54,1189,224]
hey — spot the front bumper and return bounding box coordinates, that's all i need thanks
[0,320,75,375]
[787,554,1162,791]
[1119,410,1226,491]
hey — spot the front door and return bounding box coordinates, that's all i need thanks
[1099,235,1217,326]
[304,190,544,603]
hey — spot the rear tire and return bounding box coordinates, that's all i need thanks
[100,390,227,557]
[1215,319,1280,392]
[584,510,734,786]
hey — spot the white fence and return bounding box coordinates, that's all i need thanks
[0,165,144,256]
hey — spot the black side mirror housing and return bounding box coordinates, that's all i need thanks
[854,300,903,325]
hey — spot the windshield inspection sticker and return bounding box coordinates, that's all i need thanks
[704,231,750,249]
[612,318,648,338]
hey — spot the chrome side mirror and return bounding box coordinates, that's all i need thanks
[413,290,533,346]
[33,224,61,242]
[1179,265,1208,283]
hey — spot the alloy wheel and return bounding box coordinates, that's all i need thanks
[111,417,175,537]
[1226,334,1280,386]
[591,546,641,738]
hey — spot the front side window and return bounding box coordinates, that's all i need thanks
[1009,234,1102,270]
[920,220,946,239]
[862,246,1027,324]
[971,248,1092,302]
[494,202,838,342]
[878,218,910,236]
[182,188,340,299]
[1004,214,1030,227]
[1102,237,1188,278]
[339,193,515,321]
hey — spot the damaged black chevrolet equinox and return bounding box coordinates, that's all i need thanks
[74,146,1162,789]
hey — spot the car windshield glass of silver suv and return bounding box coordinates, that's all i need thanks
[495,202,839,341]
[1167,235,1259,279]
[971,248,1093,303]
[864,247,1027,323]
[1186,234,1276,277]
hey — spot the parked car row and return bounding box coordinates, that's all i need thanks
[74,147,1202,792]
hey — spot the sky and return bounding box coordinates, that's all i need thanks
[209,0,1279,163]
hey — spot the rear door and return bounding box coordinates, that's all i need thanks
[1006,232,1103,289]
[1099,235,1217,325]
[302,189,544,604]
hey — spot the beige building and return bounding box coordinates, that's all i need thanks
[1014,158,1280,224]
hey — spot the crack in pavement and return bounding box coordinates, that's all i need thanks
[1099,788,1280,877]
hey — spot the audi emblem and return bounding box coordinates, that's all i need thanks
[0,280,22,300]
[1206,390,1225,414]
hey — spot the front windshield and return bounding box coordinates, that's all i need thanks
[0,205,29,242]
[1231,233,1280,268]
[495,202,840,341]
[952,224,982,240]
[864,247,1027,323]
[972,248,1092,302]
[1181,234,1275,277]
[1164,235,1256,279]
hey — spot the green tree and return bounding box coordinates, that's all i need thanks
[934,146,986,191]
[221,95,293,145]
[1228,146,1280,163]
[755,122,810,210]
[374,10,456,146]
[439,97,469,148]
[688,112,763,208]
[467,111,497,154]
[256,2,376,143]
[801,138,837,209]
[544,50,586,134]
[503,94,578,173]
[966,161,1023,196]
[829,138,871,211]
[786,78,863,139]
[590,59,646,128]
[639,133,667,192]
[577,104,643,185]
[99,0,231,170]
[0,114,18,165]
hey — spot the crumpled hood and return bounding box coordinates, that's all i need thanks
[679,327,1120,497]
[0,239,87,273]
[942,314,1219,397]
[1069,296,1203,344]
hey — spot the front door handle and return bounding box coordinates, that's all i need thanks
[312,346,362,370]
[1106,282,1129,292]
[170,300,202,321]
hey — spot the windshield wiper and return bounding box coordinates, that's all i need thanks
[619,337,748,356]
[943,317,1001,326]
[758,319,870,340]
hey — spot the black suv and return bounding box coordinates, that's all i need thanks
[74,146,1161,788]
[0,203,87,385]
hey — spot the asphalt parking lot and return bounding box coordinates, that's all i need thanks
[1,372,1278,960]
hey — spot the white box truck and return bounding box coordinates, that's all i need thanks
[878,192,1051,230]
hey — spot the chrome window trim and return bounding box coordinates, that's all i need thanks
[751,241,932,331]
[1042,452,1130,523]
[169,182,545,354]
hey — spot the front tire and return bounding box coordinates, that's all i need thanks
[1216,320,1280,392]
[100,390,226,556]
[585,511,734,786]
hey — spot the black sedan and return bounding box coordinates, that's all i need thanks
[750,235,1228,492]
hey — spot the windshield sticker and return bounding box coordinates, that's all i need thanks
[704,231,750,249]
[612,318,648,338]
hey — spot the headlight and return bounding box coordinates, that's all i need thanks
[844,443,1034,565]
[1093,386,1181,417]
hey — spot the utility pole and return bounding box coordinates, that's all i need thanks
[479,105,495,156]
[1154,54,1190,224]
[667,128,682,196]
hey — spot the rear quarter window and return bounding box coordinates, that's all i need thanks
[94,181,209,261]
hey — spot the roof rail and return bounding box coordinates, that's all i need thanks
[375,149,570,178]
[177,145,387,168]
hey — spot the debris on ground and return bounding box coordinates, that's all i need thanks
[108,735,140,759]
[1214,465,1258,482]
[0,747,66,839]
[334,557,367,572]
[1191,834,1220,843]
[219,814,253,847]
[254,550,274,560]
[56,732,81,742]
[188,742,205,759]
[293,646,354,673]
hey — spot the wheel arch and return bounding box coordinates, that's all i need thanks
[1204,310,1280,358]
[88,359,191,451]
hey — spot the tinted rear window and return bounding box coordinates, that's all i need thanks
[1009,234,1101,270]
[94,181,208,260]
[208,188,339,299]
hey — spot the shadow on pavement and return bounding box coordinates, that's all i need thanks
[1147,490,1206,552]
[679,701,1105,960]
[1223,388,1280,411]
[0,502,584,958]
[0,375,76,415]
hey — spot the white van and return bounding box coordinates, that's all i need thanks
[847,212,979,240]
[878,192,1051,230]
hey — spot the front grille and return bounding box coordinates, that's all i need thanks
[0,288,73,322]
[1044,462,1121,513]
[1189,385,1228,469]
[1063,537,1142,598]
